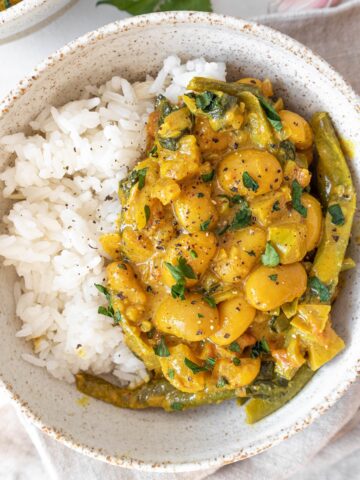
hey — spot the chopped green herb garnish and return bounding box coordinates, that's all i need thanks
[168,369,175,380]
[95,284,110,298]
[279,140,296,160]
[200,218,211,231]
[165,257,197,300]
[258,96,283,131]
[251,338,271,358]
[184,358,207,374]
[291,180,307,218]
[232,357,241,366]
[191,91,237,120]
[243,172,259,192]
[148,145,158,157]
[197,313,204,318]
[218,194,245,206]
[328,204,345,226]
[137,168,148,190]
[205,357,216,370]
[158,137,178,151]
[229,341,241,353]
[190,249,198,259]
[261,242,280,267]
[203,295,216,308]
[216,376,229,388]
[154,336,170,357]
[268,274,278,282]
[98,306,113,318]
[228,205,252,231]
[171,402,184,411]
[308,276,331,302]
[272,200,280,212]
[201,170,215,183]
[144,205,151,224]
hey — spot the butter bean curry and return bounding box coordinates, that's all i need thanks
[76,76,356,423]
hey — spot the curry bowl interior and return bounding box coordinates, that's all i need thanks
[0,13,359,471]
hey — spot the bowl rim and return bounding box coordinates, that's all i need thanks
[0,10,359,473]
[0,0,49,23]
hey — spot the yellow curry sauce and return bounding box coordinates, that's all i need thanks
[76,76,355,422]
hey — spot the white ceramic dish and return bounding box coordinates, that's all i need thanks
[0,0,71,40]
[0,12,359,473]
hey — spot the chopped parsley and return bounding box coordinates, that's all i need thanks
[197,313,204,318]
[201,170,215,183]
[228,205,252,231]
[203,295,216,308]
[205,357,216,370]
[279,140,296,160]
[190,249,198,259]
[261,242,280,267]
[168,369,175,380]
[191,90,237,120]
[232,357,241,366]
[95,283,122,325]
[328,204,345,226]
[251,338,271,358]
[258,96,283,131]
[200,218,211,231]
[242,171,259,192]
[308,276,331,302]
[137,168,148,190]
[218,194,245,206]
[158,137,178,151]
[291,180,307,218]
[184,358,207,374]
[165,257,197,300]
[229,341,241,353]
[268,274,278,282]
[154,336,170,357]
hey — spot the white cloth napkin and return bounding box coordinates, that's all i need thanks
[4,1,360,479]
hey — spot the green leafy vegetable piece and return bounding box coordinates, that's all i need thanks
[258,97,283,132]
[328,204,345,226]
[165,257,197,300]
[205,357,216,369]
[184,358,207,374]
[243,172,259,192]
[201,170,215,182]
[251,338,270,359]
[189,91,237,120]
[291,180,307,218]
[228,204,252,231]
[232,357,241,366]
[203,295,216,308]
[154,336,170,357]
[279,140,296,161]
[308,276,331,302]
[113,310,122,325]
[96,0,213,15]
[229,341,241,353]
[158,137,178,151]
[261,242,280,267]
[168,369,175,380]
[98,306,113,318]
[137,168,148,190]
[268,274,278,282]
[190,249,198,259]
[200,218,211,231]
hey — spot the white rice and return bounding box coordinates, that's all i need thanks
[0,56,226,386]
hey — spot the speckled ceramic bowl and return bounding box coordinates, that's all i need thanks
[0,0,71,40]
[0,12,359,473]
